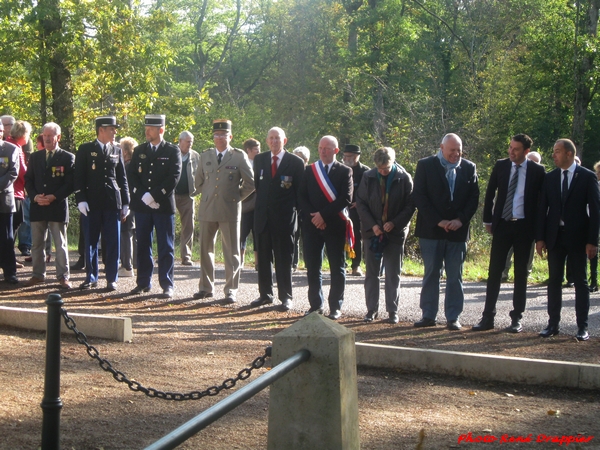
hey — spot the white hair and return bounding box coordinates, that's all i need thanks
[43,122,61,136]
[293,146,310,163]
[179,130,194,140]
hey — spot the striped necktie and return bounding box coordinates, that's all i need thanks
[502,164,520,220]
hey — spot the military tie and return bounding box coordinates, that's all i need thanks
[151,145,156,153]
[217,152,223,165]
[46,150,53,167]
[502,164,520,220]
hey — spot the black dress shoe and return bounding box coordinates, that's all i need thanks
[472,318,494,331]
[447,320,462,331]
[328,310,342,320]
[193,291,213,300]
[106,282,117,291]
[224,292,236,304]
[304,308,324,316]
[364,310,378,322]
[414,318,436,328]
[281,299,292,311]
[79,280,98,290]
[562,282,574,288]
[505,320,522,333]
[589,284,598,293]
[162,287,174,299]
[4,275,18,284]
[539,325,560,338]
[130,285,151,294]
[72,257,86,271]
[250,297,273,307]
[388,312,399,324]
[576,327,589,341]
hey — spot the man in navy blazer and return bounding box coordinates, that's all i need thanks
[298,135,353,319]
[250,127,305,311]
[413,133,479,330]
[74,116,130,291]
[473,134,546,333]
[24,122,75,289]
[536,139,600,341]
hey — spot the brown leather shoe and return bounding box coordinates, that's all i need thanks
[25,276,45,287]
[59,278,72,289]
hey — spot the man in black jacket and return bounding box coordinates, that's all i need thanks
[343,144,369,277]
[24,122,75,289]
[298,135,353,320]
[535,139,600,341]
[74,116,129,291]
[413,133,479,330]
[250,127,304,311]
[473,134,545,333]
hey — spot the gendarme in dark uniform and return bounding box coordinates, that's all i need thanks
[127,114,181,298]
[74,116,130,291]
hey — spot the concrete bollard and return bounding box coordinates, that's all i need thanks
[267,313,360,450]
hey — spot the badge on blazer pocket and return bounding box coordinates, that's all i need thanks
[280,176,292,189]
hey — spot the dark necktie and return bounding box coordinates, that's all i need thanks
[325,164,329,175]
[561,170,569,221]
[271,155,278,178]
[151,145,156,153]
[46,150,53,167]
[217,152,223,165]
[502,164,520,220]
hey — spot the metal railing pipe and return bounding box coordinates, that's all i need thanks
[41,294,64,450]
[145,348,311,450]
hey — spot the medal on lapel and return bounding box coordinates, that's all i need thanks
[52,167,56,177]
[92,162,96,170]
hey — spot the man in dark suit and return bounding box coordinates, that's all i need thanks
[413,133,479,330]
[535,138,600,341]
[298,135,353,319]
[127,115,181,299]
[24,122,75,289]
[74,116,130,291]
[249,127,305,311]
[473,134,546,333]
[342,144,370,277]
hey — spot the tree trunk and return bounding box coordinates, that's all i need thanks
[39,0,75,152]
[571,0,600,158]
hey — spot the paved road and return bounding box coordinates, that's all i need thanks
[6,256,599,338]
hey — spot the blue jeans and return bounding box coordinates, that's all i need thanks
[419,238,466,322]
[17,197,32,251]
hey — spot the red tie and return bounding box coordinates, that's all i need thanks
[271,155,278,178]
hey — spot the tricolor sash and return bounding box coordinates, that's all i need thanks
[311,161,356,258]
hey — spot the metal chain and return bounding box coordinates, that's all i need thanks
[60,308,272,400]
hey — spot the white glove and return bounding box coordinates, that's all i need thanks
[121,205,130,219]
[142,192,155,206]
[78,202,90,216]
[149,201,160,209]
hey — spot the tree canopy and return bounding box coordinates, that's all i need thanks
[1,0,599,168]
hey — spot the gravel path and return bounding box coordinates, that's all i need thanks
[10,256,598,338]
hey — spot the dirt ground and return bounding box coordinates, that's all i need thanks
[1,279,600,450]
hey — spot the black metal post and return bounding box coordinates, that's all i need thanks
[41,293,64,450]
[145,349,311,450]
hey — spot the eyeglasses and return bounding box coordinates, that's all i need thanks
[213,133,229,139]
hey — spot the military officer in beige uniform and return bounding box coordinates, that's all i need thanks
[194,120,254,303]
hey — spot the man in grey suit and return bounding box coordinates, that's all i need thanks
[194,120,254,303]
[175,131,201,266]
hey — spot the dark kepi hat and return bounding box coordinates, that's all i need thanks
[213,119,232,132]
[344,144,361,154]
[96,116,120,128]
[145,114,166,127]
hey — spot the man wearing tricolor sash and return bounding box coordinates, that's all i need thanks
[298,135,353,320]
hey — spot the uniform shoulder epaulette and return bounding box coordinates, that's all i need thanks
[231,147,244,153]
[202,148,216,154]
